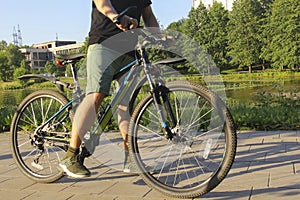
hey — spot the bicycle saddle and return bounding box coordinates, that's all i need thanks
[56,53,86,62]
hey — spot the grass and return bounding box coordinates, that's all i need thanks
[1,71,300,133]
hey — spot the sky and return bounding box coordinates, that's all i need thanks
[0,0,192,46]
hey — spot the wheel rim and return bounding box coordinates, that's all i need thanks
[12,94,71,180]
[130,85,234,196]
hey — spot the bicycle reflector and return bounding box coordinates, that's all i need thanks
[56,60,64,67]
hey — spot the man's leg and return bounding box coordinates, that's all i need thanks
[118,105,139,173]
[118,105,130,151]
[70,93,105,148]
[59,43,122,178]
[59,92,106,178]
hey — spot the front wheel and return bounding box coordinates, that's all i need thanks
[128,81,237,198]
[10,90,73,183]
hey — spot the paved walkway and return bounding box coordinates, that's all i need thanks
[1,130,300,200]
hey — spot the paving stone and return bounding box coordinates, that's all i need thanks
[25,181,74,192]
[0,166,23,178]
[1,131,300,199]
[144,188,190,200]
[22,191,74,200]
[248,161,294,175]
[0,177,36,190]
[229,161,251,174]
[293,161,300,173]
[202,188,252,200]
[0,189,34,200]
[269,173,300,189]
[98,181,150,198]
[70,193,104,200]
[251,187,300,200]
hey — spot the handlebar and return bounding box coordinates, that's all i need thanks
[136,28,174,50]
[112,6,169,47]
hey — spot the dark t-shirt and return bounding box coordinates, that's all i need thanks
[88,0,152,47]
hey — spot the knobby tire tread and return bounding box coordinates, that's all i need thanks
[128,80,237,198]
[10,90,71,183]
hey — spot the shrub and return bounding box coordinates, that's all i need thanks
[229,86,300,130]
[0,106,16,132]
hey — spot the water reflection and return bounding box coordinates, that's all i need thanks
[0,89,36,107]
[0,79,299,108]
[225,79,300,104]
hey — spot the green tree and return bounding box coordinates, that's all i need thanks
[0,43,24,80]
[44,61,57,75]
[14,60,29,82]
[260,0,274,10]
[80,36,89,54]
[205,2,230,70]
[20,59,30,72]
[182,3,212,73]
[6,44,23,67]
[14,67,27,85]
[259,0,274,70]
[179,2,230,73]
[0,40,7,51]
[184,3,210,46]
[0,52,9,81]
[227,0,264,73]
[167,19,186,32]
[261,0,299,70]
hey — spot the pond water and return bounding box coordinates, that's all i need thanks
[0,89,35,108]
[225,79,300,104]
[0,78,299,108]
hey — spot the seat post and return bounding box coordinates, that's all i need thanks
[69,62,80,93]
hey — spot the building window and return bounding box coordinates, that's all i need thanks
[32,52,38,59]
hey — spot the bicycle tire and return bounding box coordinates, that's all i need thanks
[128,80,236,198]
[10,90,73,183]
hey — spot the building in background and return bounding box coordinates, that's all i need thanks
[193,0,235,10]
[20,48,54,70]
[20,41,84,70]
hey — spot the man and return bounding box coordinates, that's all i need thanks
[59,0,160,178]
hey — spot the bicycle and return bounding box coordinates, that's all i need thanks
[10,27,237,198]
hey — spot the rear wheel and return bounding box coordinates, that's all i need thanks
[10,90,73,183]
[128,81,236,198]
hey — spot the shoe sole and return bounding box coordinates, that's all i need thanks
[58,164,90,178]
[123,167,156,174]
[123,168,139,174]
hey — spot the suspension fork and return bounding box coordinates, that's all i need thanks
[159,85,177,128]
[142,62,176,140]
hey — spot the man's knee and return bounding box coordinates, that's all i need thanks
[86,92,106,110]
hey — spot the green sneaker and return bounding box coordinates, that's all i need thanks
[59,155,91,178]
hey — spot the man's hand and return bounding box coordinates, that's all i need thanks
[115,15,138,31]
[93,0,138,31]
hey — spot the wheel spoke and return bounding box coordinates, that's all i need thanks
[11,91,72,182]
[129,81,236,198]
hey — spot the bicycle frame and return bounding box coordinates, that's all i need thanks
[40,58,138,136]
[39,40,178,145]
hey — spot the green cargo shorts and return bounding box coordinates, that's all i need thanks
[86,44,134,95]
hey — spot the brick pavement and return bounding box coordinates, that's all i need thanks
[1,130,300,200]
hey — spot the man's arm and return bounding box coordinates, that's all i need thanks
[93,0,138,31]
[142,6,159,28]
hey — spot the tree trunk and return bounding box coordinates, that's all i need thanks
[248,64,252,73]
[262,60,266,71]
